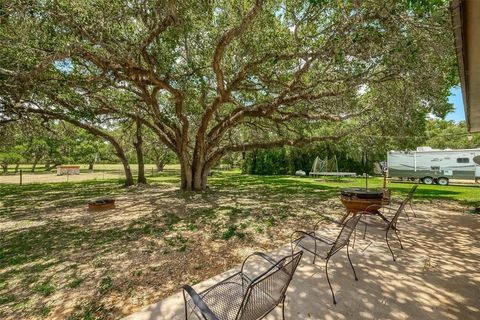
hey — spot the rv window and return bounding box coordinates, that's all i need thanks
[431,166,440,171]
[457,158,469,163]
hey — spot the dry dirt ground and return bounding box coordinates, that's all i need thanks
[0,180,476,320]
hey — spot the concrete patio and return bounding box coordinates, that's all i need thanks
[124,205,480,320]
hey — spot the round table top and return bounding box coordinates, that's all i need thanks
[340,187,383,198]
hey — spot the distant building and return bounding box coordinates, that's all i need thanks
[57,165,80,175]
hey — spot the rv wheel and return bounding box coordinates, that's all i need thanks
[437,177,449,186]
[422,177,434,185]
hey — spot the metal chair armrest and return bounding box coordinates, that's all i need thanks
[312,215,350,235]
[291,230,315,243]
[357,212,389,228]
[241,252,277,274]
[383,206,397,211]
[290,230,316,254]
[320,216,345,227]
[183,285,219,320]
[313,216,338,233]
[356,211,381,224]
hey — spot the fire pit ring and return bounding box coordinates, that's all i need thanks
[340,188,384,213]
[88,198,116,211]
[340,187,384,199]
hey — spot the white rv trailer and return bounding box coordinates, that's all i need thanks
[387,147,480,185]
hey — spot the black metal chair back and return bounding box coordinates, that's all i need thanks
[327,214,362,258]
[237,251,303,320]
[387,198,409,230]
[407,184,418,200]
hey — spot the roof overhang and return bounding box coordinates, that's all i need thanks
[451,0,480,132]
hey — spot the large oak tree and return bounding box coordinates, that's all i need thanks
[1,0,457,190]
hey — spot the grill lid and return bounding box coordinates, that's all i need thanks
[340,188,383,199]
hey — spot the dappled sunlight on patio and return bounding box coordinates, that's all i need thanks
[125,206,480,320]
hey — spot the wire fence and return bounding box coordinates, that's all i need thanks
[0,164,174,185]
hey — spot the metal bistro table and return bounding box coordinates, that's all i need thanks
[339,188,390,224]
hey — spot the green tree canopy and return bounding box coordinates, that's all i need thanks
[424,119,480,149]
[1,0,458,190]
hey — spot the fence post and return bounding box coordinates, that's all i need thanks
[20,169,23,186]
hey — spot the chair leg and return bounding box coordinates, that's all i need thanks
[363,221,367,239]
[347,241,358,281]
[386,230,396,261]
[282,295,286,320]
[312,233,318,265]
[325,258,336,304]
[394,229,404,250]
[183,290,188,320]
[352,229,356,249]
[409,202,416,217]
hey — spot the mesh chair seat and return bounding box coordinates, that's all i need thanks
[361,216,389,229]
[292,232,334,259]
[186,273,249,320]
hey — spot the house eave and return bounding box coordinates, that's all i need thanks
[450,0,480,132]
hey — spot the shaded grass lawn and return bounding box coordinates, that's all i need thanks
[0,170,478,319]
[207,170,480,206]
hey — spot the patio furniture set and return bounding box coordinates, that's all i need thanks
[182,185,419,320]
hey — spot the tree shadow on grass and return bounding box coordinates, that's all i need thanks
[0,180,129,220]
[1,172,477,318]
[209,174,340,198]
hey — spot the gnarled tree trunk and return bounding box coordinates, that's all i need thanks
[155,162,164,172]
[133,119,147,184]
[179,149,216,191]
[180,163,210,191]
[31,157,40,172]
[110,140,134,187]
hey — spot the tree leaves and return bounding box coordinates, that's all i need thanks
[1,0,458,189]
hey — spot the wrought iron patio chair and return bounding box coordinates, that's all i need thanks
[290,214,363,304]
[382,184,418,220]
[183,250,303,320]
[404,184,418,219]
[359,197,409,261]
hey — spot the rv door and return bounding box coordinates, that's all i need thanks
[474,155,480,178]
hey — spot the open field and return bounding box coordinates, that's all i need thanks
[0,165,178,185]
[0,170,479,319]
[1,164,164,175]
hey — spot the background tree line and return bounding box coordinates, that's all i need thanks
[1,115,478,179]
[0,117,175,177]
[242,119,480,175]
